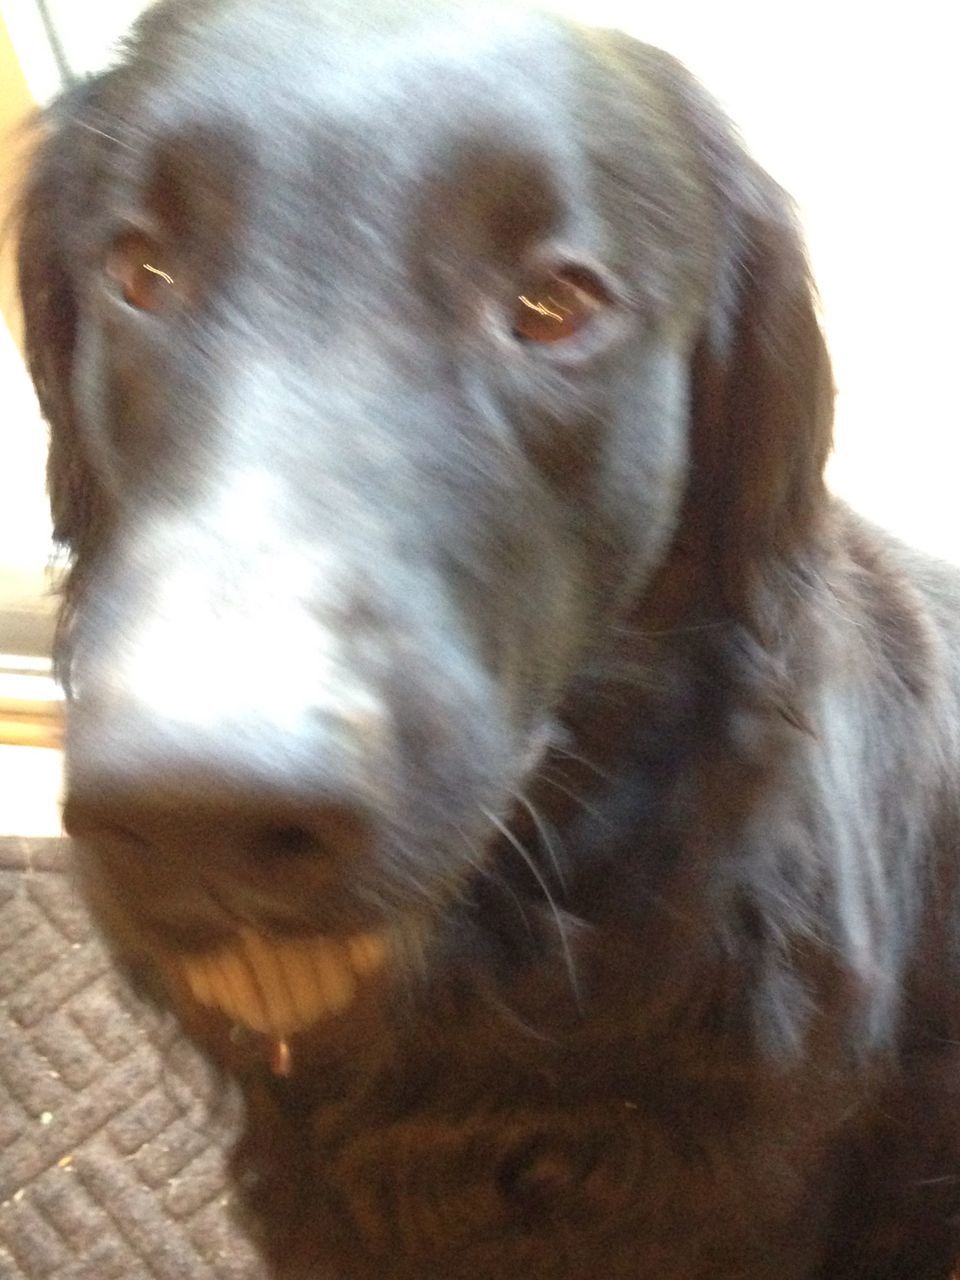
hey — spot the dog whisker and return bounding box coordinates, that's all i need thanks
[511,791,568,896]
[479,805,582,1011]
[535,771,607,823]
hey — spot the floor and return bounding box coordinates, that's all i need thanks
[0,745,63,837]
[0,831,258,1280]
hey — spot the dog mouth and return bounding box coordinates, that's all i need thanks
[175,925,389,1046]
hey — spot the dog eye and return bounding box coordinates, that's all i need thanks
[107,232,178,312]
[512,268,609,344]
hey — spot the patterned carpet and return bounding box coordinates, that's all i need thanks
[0,837,263,1279]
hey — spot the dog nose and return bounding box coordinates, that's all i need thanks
[60,530,402,857]
[63,780,375,866]
[61,673,395,875]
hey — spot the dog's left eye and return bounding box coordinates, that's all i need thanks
[107,232,178,313]
[511,268,609,344]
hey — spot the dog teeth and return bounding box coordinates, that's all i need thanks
[347,932,388,974]
[211,949,269,1031]
[237,928,305,1033]
[181,952,217,1006]
[178,928,388,1037]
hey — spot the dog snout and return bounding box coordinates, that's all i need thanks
[64,782,374,878]
[63,680,390,873]
[61,553,401,895]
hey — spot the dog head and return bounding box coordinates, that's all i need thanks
[17,0,832,1043]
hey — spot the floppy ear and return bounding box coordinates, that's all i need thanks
[655,66,834,645]
[585,33,834,637]
[683,139,835,627]
[17,76,112,552]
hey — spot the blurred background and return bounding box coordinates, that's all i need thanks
[1,0,957,831]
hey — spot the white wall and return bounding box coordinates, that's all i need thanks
[2,0,149,96]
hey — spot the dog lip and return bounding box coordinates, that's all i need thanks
[175,926,389,1036]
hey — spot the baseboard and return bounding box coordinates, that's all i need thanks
[0,653,63,748]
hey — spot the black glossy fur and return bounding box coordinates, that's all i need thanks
[17,2,960,1277]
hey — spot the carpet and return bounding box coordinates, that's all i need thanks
[0,836,263,1279]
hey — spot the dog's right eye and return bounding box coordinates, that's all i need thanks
[107,233,178,313]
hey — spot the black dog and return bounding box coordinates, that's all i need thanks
[17,1,960,1276]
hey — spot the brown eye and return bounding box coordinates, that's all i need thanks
[107,232,177,312]
[512,268,610,344]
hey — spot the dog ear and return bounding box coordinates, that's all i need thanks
[686,163,835,621]
[646,51,837,638]
[17,75,113,552]
[585,33,834,636]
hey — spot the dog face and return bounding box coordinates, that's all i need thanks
[18,0,830,1039]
